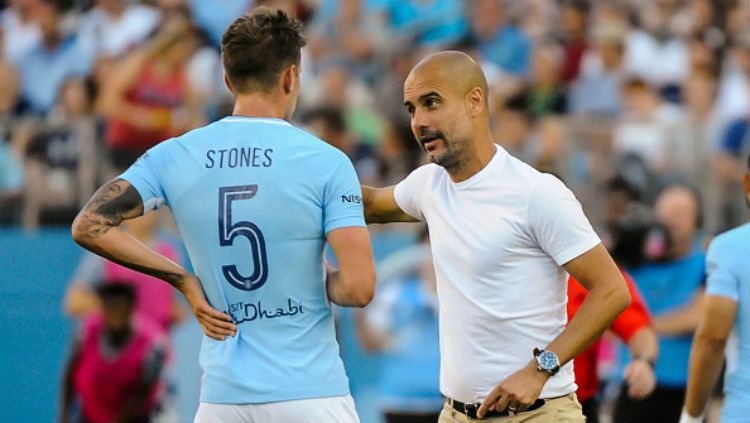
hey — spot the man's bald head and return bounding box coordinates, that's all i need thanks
[407,50,489,106]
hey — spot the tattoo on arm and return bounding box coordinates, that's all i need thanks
[73,179,187,288]
[75,179,144,240]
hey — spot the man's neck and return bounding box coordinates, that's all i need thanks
[447,135,497,183]
[232,93,286,120]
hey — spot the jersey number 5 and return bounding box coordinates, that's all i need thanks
[218,185,269,291]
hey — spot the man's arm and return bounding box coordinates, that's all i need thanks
[325,227,376,307]
[622,327,659,399]
[652,290,705,336]
[681,295,737,421]
[71,178,236,340]
[479,244,630,418]
[361,185,418,224]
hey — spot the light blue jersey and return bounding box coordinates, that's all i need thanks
[120,116,365,404]
[705,222,750,423]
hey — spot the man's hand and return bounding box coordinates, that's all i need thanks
[180,274,236,340]
[623,358,656,399]
[477,361,549,418]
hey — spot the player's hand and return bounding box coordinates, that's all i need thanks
[477,360,549,418]
[180,274,236,340]
[623,358,656,399]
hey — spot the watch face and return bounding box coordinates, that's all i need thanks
[539,351,559,370]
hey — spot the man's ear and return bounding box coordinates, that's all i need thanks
[282,65,296,95]
[224,74,235,94]
[467,87,485,117]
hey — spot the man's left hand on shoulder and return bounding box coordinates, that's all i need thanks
[477,360,549,419]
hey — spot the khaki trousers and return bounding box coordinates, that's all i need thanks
[438,394,586,423]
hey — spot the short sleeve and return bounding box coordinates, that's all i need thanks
[71,252,105,287]
[610,271,652,342]
[528,174,600,265]
[705,237,740,301]
[323,155,366,234]
[119,149,167,213]
[393,166,431,221]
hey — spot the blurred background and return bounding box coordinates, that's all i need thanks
[0,0,746,422]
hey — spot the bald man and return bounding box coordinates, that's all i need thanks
[362,51,630,422]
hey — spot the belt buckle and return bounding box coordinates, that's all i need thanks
[464,403,479,419]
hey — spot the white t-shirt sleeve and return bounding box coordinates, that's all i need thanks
[393,165,431,221]
[528,174,601,266]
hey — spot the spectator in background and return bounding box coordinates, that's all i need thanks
[356,231,442,423]
[491,94,533,161]
[77,0,161,60]
[523,42,567,117]
[625,1,690,95]
[377,0,467,49]
[558,0,589,84]
[302,105,379,185]
[18,77,97,229]
[712,79,750,231]
[0,0,41,64]
[98,14,202,172]
[465,0,530,77]
[0,61,24,225]
[613,78,687,177]
[376,119,422,186]
[716,41,750,122]
[60,283,167,423]
[614,184,706,423]
[16,0,94,115]
[188,0,251,47]
[569,27,625,117]
[307,0,389,84]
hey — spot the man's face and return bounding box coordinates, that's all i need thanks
[654,186,698,244]
[101,298,133,334]
[403,71,474,170]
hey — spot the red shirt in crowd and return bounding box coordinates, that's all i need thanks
[567,270,652,403]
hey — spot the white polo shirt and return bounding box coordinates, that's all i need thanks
[394,144,600,403]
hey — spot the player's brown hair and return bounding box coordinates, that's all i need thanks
[221,7,306,93]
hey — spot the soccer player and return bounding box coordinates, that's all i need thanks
[680,155,750,423]
[362,51,631,422]
[60,283,166,423]
[71,8,375,423]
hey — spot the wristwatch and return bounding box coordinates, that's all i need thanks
[534,348,560,376]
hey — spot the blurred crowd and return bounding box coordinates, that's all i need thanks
[1,0,749,234]
[2,0,746,422]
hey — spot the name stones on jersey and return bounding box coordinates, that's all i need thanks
[205,148,274,169]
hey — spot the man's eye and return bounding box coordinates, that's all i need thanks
[407,106,415,115]
[427,99,438,108]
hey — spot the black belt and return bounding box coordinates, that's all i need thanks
[447,398,546,419]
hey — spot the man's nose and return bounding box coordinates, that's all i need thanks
[413,111,430,133]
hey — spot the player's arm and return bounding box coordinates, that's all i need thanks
[652,290,706,336]
[361,185,418,224]
[325,227,376,307]
[479,245,630,418]
[612,273,658,399]
[681,295,737,422]
[71,178,236,340]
